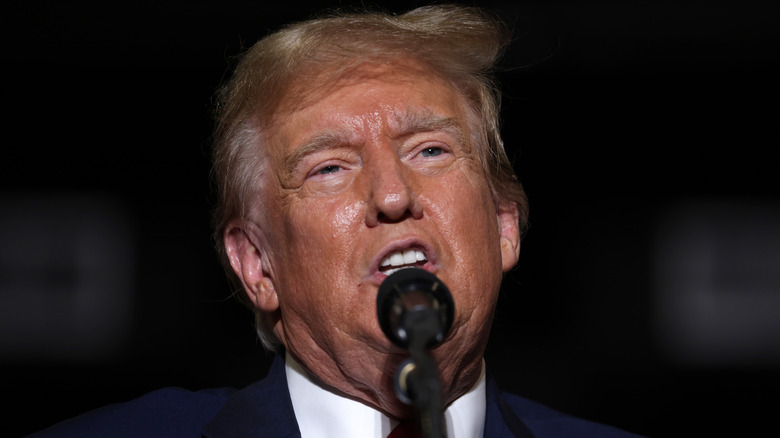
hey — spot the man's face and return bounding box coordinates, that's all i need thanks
[226,59,520,416]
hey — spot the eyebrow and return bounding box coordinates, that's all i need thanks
[394,111,468,149]
[281,110,469,177]
[282,131,348,178]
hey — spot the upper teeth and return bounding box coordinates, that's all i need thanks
[380,249,427,275]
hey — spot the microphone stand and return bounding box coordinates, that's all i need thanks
[403,313,446,438]
[393,292,447,438]
[377,268,454,438]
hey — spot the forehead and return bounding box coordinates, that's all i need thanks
[266,59,470,149]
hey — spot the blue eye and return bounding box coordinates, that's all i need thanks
[421,147,443,157]
[317,165,341,175]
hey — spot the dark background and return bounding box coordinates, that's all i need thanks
[2,1,779,436]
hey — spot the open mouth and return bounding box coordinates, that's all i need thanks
[379,248,428,276]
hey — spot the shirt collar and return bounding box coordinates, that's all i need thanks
[285,352,485,438]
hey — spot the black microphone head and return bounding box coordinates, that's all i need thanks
[376,268,454,349]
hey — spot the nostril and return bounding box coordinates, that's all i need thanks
[376,209,414,224]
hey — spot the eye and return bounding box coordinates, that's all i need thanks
[406,142,455,176]
[420,147,443,158]
[317,164,341,175]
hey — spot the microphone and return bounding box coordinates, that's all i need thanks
[376,268,454,438]
[376,268,454,351]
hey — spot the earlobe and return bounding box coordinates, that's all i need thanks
[223,222,279,313]
[497,203,521,272]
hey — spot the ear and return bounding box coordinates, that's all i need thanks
[497,202,521,272]
[223,220,279,313]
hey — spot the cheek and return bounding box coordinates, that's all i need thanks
[427,168,503,304]
[285,197,364,256]
[330,201,365,236]
[274,196,365,306]
[438,169,500,251]
[273,197,378,354]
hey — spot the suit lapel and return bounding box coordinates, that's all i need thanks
[202,356,536,438]
[484,374,535,438]
[203,355,300,438]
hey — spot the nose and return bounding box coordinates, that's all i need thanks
[364,150,423,227]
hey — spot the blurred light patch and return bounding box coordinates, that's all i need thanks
[654,199,780,366]
[0,194,135,363]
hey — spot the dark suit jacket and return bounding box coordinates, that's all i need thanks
[27,356,643,437]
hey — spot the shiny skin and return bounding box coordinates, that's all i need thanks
[224,59,521,418]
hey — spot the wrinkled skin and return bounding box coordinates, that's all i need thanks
[224,59,521,419]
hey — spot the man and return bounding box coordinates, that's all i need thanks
[28,5,642,437]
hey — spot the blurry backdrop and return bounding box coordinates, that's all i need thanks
[2,1,779,436]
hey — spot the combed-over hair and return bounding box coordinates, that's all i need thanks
[211,4,529,351]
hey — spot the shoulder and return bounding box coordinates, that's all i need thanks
[484,373,644,438]
[496,390,645,438]
[26,386,235,438]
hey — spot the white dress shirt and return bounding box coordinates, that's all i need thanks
[286,353,486,438]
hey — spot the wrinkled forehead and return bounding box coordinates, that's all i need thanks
[267,57,470,131]
[262,59,475,164]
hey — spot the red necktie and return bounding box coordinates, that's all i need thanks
[388,419,423,438]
